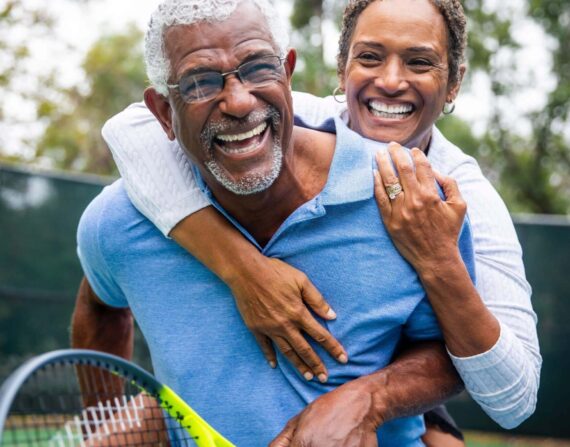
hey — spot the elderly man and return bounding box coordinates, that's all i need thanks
[72,0,475,445]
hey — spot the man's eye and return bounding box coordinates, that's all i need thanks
[182,75,216,90]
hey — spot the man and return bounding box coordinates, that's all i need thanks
[73,0,475,445]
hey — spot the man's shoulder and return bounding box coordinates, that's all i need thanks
[78,179,144,245]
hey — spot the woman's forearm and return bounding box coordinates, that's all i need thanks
[417,251,500,357]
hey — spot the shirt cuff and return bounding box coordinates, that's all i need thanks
[153,193,211,238]
[447,321,522,394]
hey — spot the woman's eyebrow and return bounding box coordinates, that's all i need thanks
[406,46,440,56]
[352,41,385,51]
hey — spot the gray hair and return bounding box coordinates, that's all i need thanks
[145,0,290,96]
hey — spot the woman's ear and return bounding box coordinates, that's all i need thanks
[447,64,466,103]
[144,87,176,141]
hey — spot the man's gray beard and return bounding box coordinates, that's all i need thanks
[201,107,283,195]
[204,139,283,195]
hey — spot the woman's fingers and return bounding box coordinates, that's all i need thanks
[373,168,392,219]
[300,276,337,320]
[434,169,461,202]
[411,148,438,193]
[254,333,277,368]
[301,316,348,365]
[387,142,417,193]
[273,334,328,383]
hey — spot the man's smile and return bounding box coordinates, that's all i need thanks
[214,121,270,156]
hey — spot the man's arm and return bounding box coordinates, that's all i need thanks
[71,277,134,360]
[270,341,463,447]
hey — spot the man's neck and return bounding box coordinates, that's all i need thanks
[205,126,336,246]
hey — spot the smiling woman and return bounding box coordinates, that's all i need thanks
[339,0,461,151]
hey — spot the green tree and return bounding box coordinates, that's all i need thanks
[290,0,339,96]
[460,0,570,214]
[0,1,53,162]
[35,25,146,175]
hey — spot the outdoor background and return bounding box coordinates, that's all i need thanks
[1,0,569,446]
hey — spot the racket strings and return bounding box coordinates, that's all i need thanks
[1,360,200,446]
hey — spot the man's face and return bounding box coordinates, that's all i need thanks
[154,1,295,196]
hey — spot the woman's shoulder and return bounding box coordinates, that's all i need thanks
[428,126,482,178]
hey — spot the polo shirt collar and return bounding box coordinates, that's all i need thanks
[319,116,379,206]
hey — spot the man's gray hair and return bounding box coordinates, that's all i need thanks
[145,0,290,96]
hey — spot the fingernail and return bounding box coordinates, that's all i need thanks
[318,374,328,383]
[338,354,348,364]
[304,372,314,381]
[326,308,337,319]
[269,361,276,368]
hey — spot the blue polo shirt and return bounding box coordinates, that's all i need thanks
[78,116,475,446]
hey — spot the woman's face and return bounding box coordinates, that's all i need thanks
[341,0,462,151]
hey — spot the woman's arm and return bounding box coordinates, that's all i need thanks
[170,208,348,382]
[102,103,347,381]
[374,142,540,428]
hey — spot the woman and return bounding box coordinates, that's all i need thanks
[102,0,540,443]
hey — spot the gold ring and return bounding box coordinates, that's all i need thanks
[385,182,403,200]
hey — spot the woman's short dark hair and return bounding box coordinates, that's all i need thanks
[337,0,467,87]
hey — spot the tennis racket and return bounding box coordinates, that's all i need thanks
[0,349,235,447]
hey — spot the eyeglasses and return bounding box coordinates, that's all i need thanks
[167,55,286,104]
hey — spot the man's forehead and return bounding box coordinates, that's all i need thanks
[163,5,276,61]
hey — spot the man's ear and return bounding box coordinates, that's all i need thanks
[144,87,176,141]
[285,49,297,81]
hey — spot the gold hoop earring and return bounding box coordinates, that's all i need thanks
[333,86,346,103]
[443,101,455,115]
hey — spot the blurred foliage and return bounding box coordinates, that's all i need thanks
[0,0,568,212]
[459,0,570,214]
[35,25,146,174]
[0,1,52,157]
[290,0,337,96]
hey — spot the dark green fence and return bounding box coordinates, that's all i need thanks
[1,163,568,438]
[448,214,570,438]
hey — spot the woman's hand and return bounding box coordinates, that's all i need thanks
[227,256,348,382]
[373,142,467,272]
[374,143,500,357]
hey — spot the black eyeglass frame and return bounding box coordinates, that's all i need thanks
[167,55,287,104]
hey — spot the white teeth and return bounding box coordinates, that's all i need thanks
[369,101,413,115]
[219,143,259,155]
[217,122,268,142]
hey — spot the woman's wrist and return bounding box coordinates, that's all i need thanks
[414,247,465,286]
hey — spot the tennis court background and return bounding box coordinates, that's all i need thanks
[1,163,568,438]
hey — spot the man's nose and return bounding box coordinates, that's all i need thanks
[374,58,409,95]
[218,75,257,118]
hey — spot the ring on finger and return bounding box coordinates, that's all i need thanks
[385,182,403,200]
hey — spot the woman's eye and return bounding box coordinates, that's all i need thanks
[409,59,433,67]
[356,52,381,63]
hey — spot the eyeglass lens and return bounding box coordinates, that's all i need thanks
[178,56,284,103]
